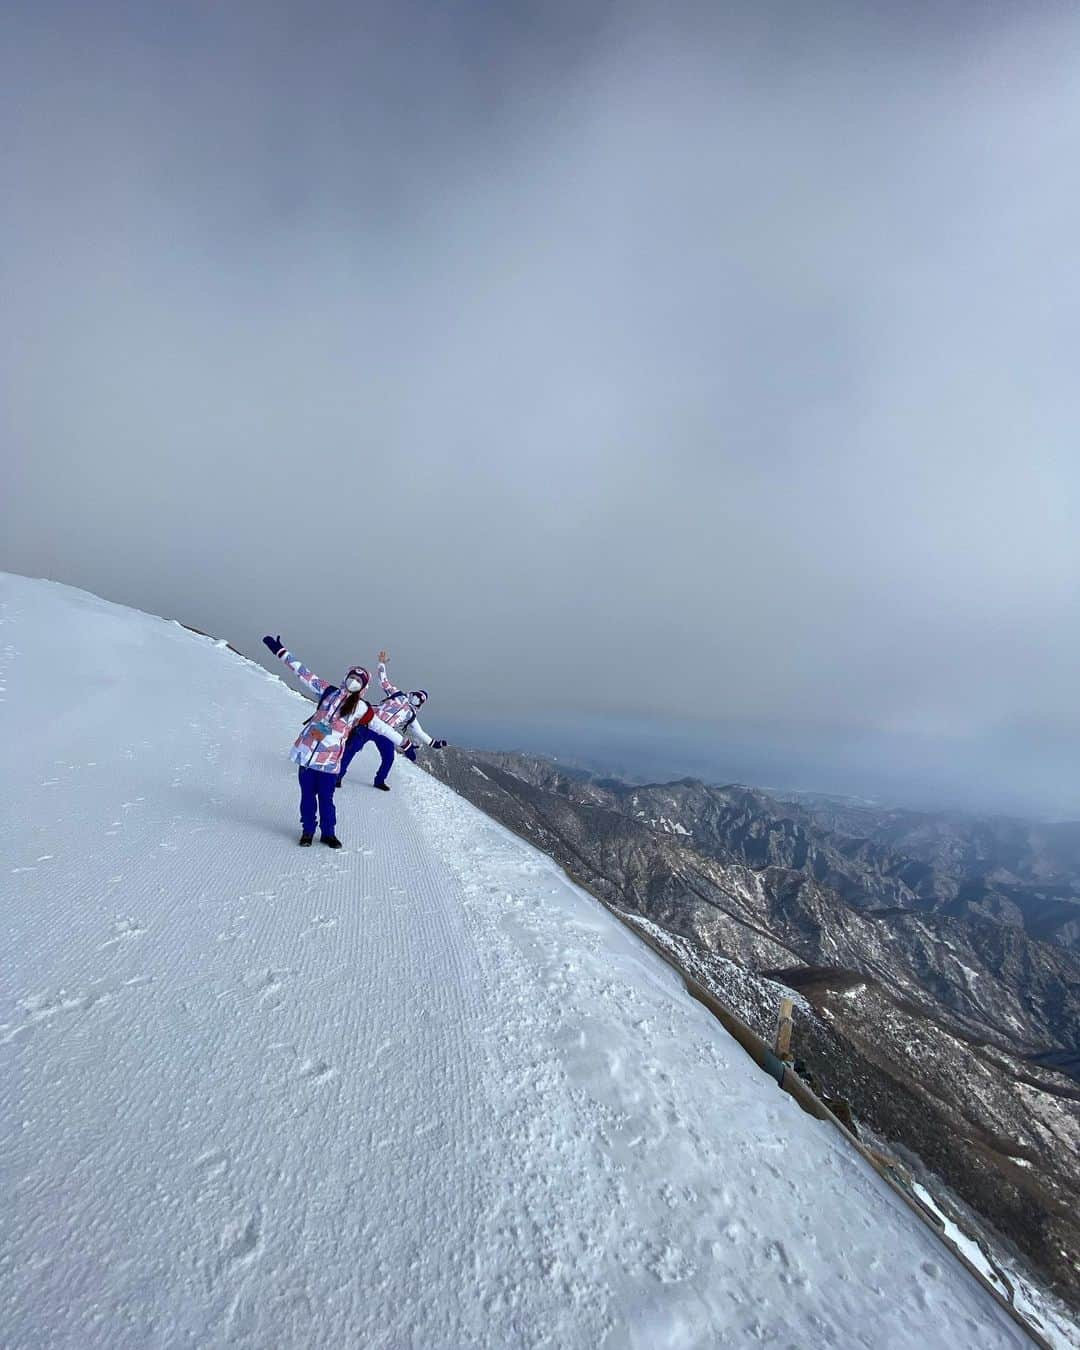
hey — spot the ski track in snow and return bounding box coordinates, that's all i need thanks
[0,574,1036,1349]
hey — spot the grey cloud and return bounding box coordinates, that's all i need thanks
[4,1,1080,813]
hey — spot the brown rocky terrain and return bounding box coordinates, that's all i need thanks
[425,748,1080,1315]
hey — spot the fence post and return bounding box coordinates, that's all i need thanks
[775,996,795,1063]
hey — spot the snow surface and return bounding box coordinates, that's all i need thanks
[911,1186,1080,1350]
[615,913,811,1042]
[0,573,1035,1348]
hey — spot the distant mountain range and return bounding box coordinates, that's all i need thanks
[424,749,1080,1317]
[776,789,1080,948]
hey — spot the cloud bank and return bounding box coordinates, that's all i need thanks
[4,1,1079,812]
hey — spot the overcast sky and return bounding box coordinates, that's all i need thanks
[4,1,1079,815]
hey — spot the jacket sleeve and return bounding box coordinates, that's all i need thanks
[378,661,401,698]
[277,647,331,699]
[407,715,434,748]
[369,712,405,748]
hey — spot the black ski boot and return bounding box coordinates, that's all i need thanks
[334,774,344,791]
[373,781,390,792]
[299,833,314,847]
[321,834,343,849]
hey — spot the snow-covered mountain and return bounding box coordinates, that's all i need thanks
[0,572,1062,1348]
[426,749,1080,1327]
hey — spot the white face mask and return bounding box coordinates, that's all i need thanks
[345,677,364,693]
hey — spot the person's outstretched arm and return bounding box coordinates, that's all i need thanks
[407,717,447,750]
[263,635,332,699]
[407,715,434,748]
[368,711,405,747]
[376,650,401,699]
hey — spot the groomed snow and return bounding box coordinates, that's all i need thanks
[0,573,1034,1348]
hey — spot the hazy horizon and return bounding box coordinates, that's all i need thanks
[14,561,1078,821]
[444,710,1080,821]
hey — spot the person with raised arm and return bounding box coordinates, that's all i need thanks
[337,649,447,791]
[262,634,404,847]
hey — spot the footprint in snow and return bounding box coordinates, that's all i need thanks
[765,1239,808,1286]
[206,1206,263,1290]
[643,1242,696,1284]
[237,968,293,1011]
[100,917,147,949]
[195,1149,230,1179]
[0,986,112,1044]
[251,970,282,997]
[297,1057,334,1082]
[270,1043,335,1085]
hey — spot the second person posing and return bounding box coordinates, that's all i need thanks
[263,634,404,848]
[338,648,447,791]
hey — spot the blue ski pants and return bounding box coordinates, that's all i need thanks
[298,766,336,837]
[340,726,396,786]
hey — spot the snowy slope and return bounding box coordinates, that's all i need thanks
[0,573,1034,1348]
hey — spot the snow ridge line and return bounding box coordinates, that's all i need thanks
[408,766,1054,1350]
[616,913,1053,1347]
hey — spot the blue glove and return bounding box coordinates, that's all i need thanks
[263,634,285,657]
[402,745,418,762]
[431,739,448,750]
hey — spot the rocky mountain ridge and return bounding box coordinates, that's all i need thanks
[425,749,1080,1317]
